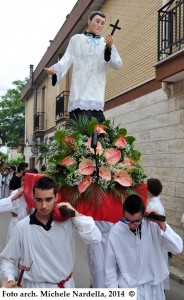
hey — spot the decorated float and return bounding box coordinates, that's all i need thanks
[32,117,147,222]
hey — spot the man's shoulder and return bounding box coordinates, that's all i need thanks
[110,221,125,234]
[107,222,129,243]
[10,176,20,185]
[17,215,30,228]
[9,176,21,189]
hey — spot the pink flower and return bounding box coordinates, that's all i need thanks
[78,159,95,175]
[60,156,76,167]
[105,148,121,165]
[114,170,132,187]
[123,158,137,170]
[99,167,111,181]
[87,137,103,155]
[114,136,127,149]
[63,136,75,145]
[78,176,92,193]
[94,124,108,134]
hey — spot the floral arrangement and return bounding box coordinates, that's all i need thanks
[41,117,147,206]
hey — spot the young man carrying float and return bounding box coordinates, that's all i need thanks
[105,195,183,299]
[0,177,101,288]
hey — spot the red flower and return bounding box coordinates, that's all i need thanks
[114,170,132,187]
[78,176,92,193]
[78,159,95,175]
[105,148,121,165]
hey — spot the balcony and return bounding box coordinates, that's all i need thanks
[33,112,45,138]
[155,0,184,82]
[55,91,69,125]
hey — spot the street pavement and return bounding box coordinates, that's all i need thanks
[165,278,184,299]
[0,212,10,253]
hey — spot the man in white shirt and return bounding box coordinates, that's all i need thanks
[0,177,101,288]
[0,188,23,214]
[105,194,183,300]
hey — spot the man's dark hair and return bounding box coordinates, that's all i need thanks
[88,11,106,21]
[33,177,57,196]
[19,162,29,168]
[147,178,162,197]
[17,163,27,173]
[10,165,16,172]
[27,168,38,174]
[123,194,145,216]
[22,169,39,177]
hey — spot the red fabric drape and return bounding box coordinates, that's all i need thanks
[133,183,147,207]
[24,173,147,223]
[23,173,48,208]
[56,183,147,223]
[57,190,123,223]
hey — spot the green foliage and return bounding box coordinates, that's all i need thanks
[0,152,8,160]
[0,80,26,148]
[67,114,91,135]
[8,156,24,166]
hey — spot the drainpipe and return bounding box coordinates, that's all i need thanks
[29,64,37,133]
[29,64,34,88]
[33,88,37,120]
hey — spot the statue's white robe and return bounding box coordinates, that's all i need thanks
[51,34,122,112]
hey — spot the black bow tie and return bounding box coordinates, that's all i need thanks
[84,31,101,38]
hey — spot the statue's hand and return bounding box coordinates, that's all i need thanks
[44,68,56,75]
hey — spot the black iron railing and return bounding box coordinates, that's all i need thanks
[158,0,184,61]
[34,112,44,131]
[56,91,70,119]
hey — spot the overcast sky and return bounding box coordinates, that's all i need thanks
[0,0,77,97]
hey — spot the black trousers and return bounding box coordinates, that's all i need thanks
[69,109,105,124]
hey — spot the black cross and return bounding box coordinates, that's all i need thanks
[110,19,121,35]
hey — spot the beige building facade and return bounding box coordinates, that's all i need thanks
[21,0,184,265]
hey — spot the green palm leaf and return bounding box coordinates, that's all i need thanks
[67,114,90,134]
